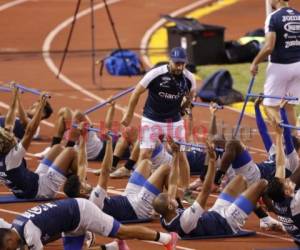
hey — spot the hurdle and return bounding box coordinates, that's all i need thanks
[192,101,223,109]
[233,76,256,137]
[13,83,51,98]
[247,93,298,101]
[83,86,134,115]
[71,124,118,137]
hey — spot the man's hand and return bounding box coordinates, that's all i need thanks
[254,95,264,107]
[166,136,180,153]
[68,126,81,142]
[250,63,258,76]
[180,96,192,116]
[39,92,50,107]
[209,102,218,115]
[206,140,216,160]
[279,98,289,109]
[270,118,283,135]
[121,112,133,127]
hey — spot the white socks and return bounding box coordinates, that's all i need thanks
[157,232,172,245]
[103,241,119,250]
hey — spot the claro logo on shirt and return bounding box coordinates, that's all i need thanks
[284,22,300,33]
[158,92,180,100]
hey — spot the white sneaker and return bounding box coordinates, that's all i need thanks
[91,167,116,176]
[110,167,131,178]
[34,146,51,159]
[260,216,284,231]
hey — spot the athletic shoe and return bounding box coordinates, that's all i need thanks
[164,232,179,250]
[110,166,131,178]
[117,240,130,250]
[93,166,116,176]
[33,146,51,159]
[260,216,284,231]
[85,231,95,248]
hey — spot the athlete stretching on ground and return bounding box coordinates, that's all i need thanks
[153,140,268,238]
[0,198,178,250]
[264,117,300,246]
[0,89,89,199]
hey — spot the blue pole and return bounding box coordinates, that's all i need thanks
[72,124,117,137]
[233,76,256,137]
[84,86,134,115]
[247,93,298,101]
[173,140,224,152]
[280,123,300,131]
[14,83,51,98]
[192,101,223,109]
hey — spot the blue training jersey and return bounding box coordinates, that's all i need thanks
[0,149,39,198]
[0,117,25,140]
[273,193,300,244]
[266,7,300,64]
[12,199,80,244]
[161,209,233,238]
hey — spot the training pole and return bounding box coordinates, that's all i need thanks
[233,76,256,138]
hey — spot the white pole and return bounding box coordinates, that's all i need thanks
[265,0,272,17]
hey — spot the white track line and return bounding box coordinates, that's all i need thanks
[0,208,21,216]
[42,0,141,119]
[140,0,215,68]
[0,0,27,12]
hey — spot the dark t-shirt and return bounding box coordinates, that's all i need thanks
[266,7,300,64]
[140,65,196,122]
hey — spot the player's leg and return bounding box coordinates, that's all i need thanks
[210,175,248,216]
[123,159,152,198]
[139,117,158,162]
[35,144,64,174]
[263,63,286,125]
[225,179,268,232]
[34,107,72,158]
[111,126,138,171]
[285,62,300,135]
[110,140,140,178]
[75,199,178,249]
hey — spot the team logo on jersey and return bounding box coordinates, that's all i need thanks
[282,16,300,22]
[160,81,170,88]
[162,77,171,81]
[284,22,300,33]
[158,92,180,100]
[287,9,295,15]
